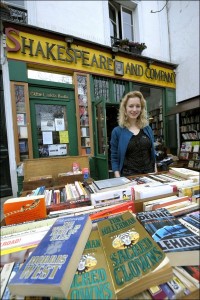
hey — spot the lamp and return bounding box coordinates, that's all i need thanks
[65,36,73,48]
[147,59,154,68]
[111,46,119,59]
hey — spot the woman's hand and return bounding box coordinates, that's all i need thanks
[114,171,121,178]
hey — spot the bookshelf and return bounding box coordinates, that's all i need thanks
[10,82,33,164]
[74,73,93,156]
[179,108,200,170]
[149,106,164,143]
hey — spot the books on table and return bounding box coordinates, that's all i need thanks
[92,177,131,190]
[96,211,173,299]
[8,214,92,298]
[136,208,200,266]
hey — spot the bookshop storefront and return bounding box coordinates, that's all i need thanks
[3,23,177,194]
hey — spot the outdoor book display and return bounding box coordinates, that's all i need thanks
[0,167,199,299]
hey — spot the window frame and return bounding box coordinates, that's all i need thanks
[109,0,135,41]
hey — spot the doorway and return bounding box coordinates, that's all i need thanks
[106,104,119,177]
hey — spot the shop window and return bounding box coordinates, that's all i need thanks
[109,0,136,42]
[93,76,109,102]
[28,70,73,84]
[113,80,126,102]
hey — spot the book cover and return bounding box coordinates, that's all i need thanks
[169,167,199,179]
[178,210,200,235]
[97,211,173,299]
[136,208,200,266]
[3,195,47,226]
[67,229,116,299]
[9,214,92,298]
[93,177,131,190]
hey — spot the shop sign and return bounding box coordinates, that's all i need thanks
[5,27,176,88]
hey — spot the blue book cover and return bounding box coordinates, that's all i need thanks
[136,208,200,266]
[8,214,92,298]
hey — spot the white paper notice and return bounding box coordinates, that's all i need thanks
[42,131,53,145]
[55,118,65,131]
[48,144,59,156]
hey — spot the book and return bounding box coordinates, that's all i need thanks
[178,210,200,235]
[182,265,200,282]
[167,274,186,299]
[92,177,131,190]
[148,285,168,299]
[90,186,132,206]
[97,211,173,299]
[0,262,15,298]
[143,195,190,212]
[132,183,177,200]
[8,214,93,298]
[136,208,200,266]
[174,266,200,289]
[169,167,199,179]
[2,262,22,300]
[3,195,47,225]
[159,282,176,299]
[67,229,116,299]
[173,266,198,293]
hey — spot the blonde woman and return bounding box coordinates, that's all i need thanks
[110,91,157,177]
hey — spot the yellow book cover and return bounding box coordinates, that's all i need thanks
[67,229,116,299]
[97,211,173,299]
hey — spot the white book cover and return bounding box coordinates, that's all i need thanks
[55,118,65,131]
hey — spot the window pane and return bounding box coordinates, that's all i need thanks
[123,24,133,40]
[35,104,69,157]
[28,70,73,84]
[122,7,133,41]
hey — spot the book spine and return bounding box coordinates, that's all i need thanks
[148,285,168,299]
[159,283,176,299]
[173,267,197,293]
[2,262,21,300]
[0,262,15,298]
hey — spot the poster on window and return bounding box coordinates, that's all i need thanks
[17,113,25,126]
[41,119,55,131]
[42,131,53,145]
[55,118,65,131]
[39,145,49,157]
[58,144,67,155]
[48,144,59,156]
[59,131,69,143]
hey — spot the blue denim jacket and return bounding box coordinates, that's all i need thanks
[110,125,156,173]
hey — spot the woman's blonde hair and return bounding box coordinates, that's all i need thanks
[118,91,148,128]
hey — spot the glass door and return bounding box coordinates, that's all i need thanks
[93,99,109,179]
[30,99,78,158]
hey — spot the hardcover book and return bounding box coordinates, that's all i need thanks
[136,208,200,266]
[67,229,116,299]
[8,214,92,298]
[97,211,173,299]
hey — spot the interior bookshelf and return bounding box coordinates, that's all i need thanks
[74,73,93,156]
[149,106,164,143]
[179,108,200,170]
[10,81,33,164]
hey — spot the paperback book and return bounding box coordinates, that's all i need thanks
[136,208,200,266]
[67,229,116,299]
[97,211,173,299]
[8,214,92,298]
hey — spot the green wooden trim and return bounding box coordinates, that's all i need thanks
[30,94,78,158]
[8,60,27,82]
[164,88,177,154]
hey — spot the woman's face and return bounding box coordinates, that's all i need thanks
[125,96,142,120]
